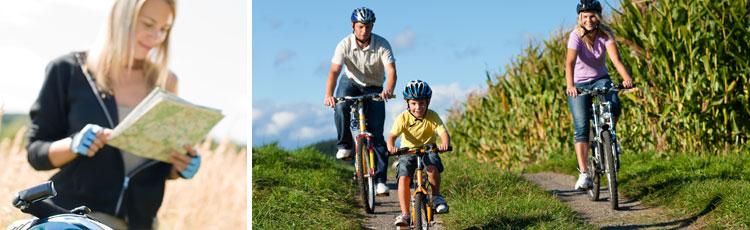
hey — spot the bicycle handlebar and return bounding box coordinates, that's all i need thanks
[335,93,396,104]
[390,143,452,156]
[576,83,637,96]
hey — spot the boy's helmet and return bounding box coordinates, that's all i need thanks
[403,80,432,100]
[351,7,376,24]
[577,0,602,14]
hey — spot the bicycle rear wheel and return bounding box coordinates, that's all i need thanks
[356,138,375,214]
[601,131,619,210]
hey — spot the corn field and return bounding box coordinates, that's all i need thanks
[0,113,247,228]
[448,0,749,169]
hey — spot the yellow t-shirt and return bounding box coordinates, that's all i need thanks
[390,110,447,148]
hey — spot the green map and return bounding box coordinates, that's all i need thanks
[108,88,224,162]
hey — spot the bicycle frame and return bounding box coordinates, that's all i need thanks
[350,98,377,182]
[587,88,621,175]
[411,149,433,225]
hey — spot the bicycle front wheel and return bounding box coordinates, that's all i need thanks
[586,129,601,201]
[356,138,375,214]
[412,192,429,229]
[602,131,619,210]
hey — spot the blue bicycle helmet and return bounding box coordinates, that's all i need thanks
[403,80,432,100]
[351,7,376,24]
[577,0,602,14]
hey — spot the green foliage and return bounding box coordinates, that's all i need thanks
[439,153,591,229]
[448,0,750,169]
[251,143,362,229]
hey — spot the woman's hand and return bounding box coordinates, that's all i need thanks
[70,124,112,157]
[566,85,579,97]
[169,145,201,179]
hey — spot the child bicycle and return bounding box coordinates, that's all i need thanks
[390,143,452,229]
[335,92,394,214]
[579,83,635,210]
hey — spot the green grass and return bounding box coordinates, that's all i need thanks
[527,150,750,228]
[251,143,362,229]
[439,152,592,229]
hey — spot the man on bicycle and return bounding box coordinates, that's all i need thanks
[323,7,397,196]
[387,80,451,226]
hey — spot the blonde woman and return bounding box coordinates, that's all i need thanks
[566,0,633,190]
[26,0,199,228]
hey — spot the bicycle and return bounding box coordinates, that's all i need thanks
[578,83,634,210]
[390,143,452,229]
[335,92,393,214]
[9,181,112,230]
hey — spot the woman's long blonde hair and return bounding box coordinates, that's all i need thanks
[86,0,176,94]
[574,12,613,51]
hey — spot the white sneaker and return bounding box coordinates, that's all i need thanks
[335,149,352,159]
[575,173,592,190]
[433,195,449,213]
[376,183,389,195]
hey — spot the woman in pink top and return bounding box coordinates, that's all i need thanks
[565,0,633,190]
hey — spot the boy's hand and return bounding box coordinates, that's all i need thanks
[387,143,397,154]
[438,143,449,152]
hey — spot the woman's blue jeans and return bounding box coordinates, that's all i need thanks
[334,76,388,184]
[567,77,621,143]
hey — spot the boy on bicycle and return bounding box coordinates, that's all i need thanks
[386,80,451,226]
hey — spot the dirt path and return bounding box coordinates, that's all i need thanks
[523,172,706,229]
[363,181,445,230]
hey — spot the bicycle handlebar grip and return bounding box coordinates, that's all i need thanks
[14,181,56,208]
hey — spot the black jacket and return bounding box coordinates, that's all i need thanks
[26,52,173,229]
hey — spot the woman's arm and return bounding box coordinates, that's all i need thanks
[565,48,579,97]
[606,42,633,87]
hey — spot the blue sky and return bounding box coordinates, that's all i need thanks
[252,1,620,149]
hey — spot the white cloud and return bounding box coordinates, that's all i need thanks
[252,107,263,121]
[393,27,416,50]
[261,111,297,135]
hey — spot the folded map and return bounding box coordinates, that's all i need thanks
[108,88,224,162]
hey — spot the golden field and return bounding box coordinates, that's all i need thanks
[0,112,247,229]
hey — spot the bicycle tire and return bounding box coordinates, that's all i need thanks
[413,192,428,229]
[602,131,619,210]
[365,144,376,213]
[587,153,601,201]
[356,138,375,214]
[587,129,601,201]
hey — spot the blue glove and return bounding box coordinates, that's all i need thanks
[179,155,201,179]
[70,124,103,156]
